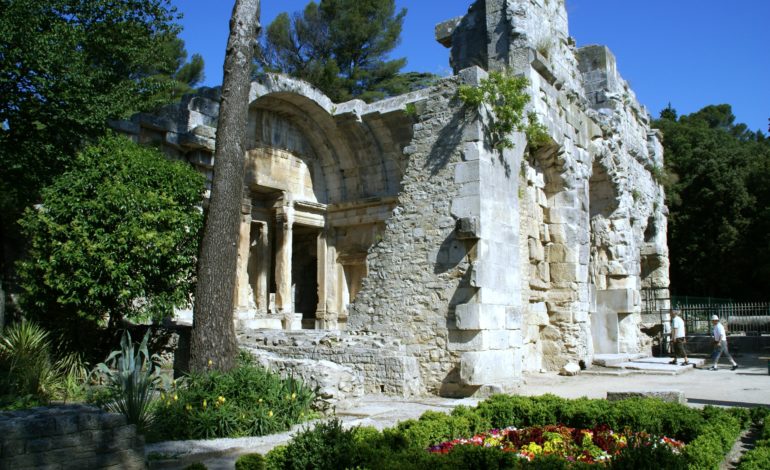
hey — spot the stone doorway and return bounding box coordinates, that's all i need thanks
[292,226,320,329]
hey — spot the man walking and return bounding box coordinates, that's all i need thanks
[709,315,738,371]
[669,308,689,366]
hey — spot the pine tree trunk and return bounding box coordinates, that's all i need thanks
[190,0,260,373]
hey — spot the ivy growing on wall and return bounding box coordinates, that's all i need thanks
[458,71,550,151]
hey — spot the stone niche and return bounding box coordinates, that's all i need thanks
[114,0,670,397]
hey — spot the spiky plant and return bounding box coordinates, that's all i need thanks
[94,330,162,431]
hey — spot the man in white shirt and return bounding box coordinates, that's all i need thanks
[709,315,738,371]
[669,309,689,366]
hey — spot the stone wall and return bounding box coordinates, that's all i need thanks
[113,0,670,397]
[438,0,669,371]
[0,405,145,470]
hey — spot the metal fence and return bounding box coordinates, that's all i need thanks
[677,302,770,335]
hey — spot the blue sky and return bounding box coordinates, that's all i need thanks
[176,0,769,132]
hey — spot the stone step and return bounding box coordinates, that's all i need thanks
[587,356,706,376]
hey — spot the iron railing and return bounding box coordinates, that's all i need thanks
[676,303,770,335]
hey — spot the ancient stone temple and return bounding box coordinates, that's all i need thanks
[114,0,670,399]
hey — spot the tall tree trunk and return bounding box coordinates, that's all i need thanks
[190,0,260,372]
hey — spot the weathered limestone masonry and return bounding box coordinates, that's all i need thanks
[0,405,145,470]
[114,0,669,398]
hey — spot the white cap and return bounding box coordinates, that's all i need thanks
[711,315,719,321]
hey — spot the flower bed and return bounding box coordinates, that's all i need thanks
[428,424,684,465]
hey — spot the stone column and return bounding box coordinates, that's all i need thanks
[315,230,329,329]
[275,201,294,328]
[235,199,252,312]
[253,221,270,314]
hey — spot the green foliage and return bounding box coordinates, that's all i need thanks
[235,453,266,470]
[0,0,189,216]
[390,409,490,450]
[17,135,204,331]
[264,394,748,469]
[150,353,314,441]
[259,0,431,103]
[653,104,770,300]
[682,406,742,469]
[458,71,550,151]
[93,330,164,432]
[738,416,770,469]
[269,419,358,470]
[0,321,88,408]
[750,406,770,425]
[611,441,685,469]
[738,447,770,470]
[184,464,208,470]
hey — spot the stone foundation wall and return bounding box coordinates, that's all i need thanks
[238,329,421,397]
[0,405,144,470]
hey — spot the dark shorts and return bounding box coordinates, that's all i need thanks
[673,338,687,357]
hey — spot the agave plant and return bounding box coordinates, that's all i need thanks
[0,321,56,401]
[94,330,162,431]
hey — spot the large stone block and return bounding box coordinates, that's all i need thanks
[455,303,506,330]
[550,262,585,283]
[596,288,636,314]
[459,350,516,385]
[448,329,511,351]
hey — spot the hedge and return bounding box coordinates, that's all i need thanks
[264,394,759,470]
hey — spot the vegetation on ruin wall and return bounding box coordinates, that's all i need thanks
[16,135,204,350]
[258,0,437,103]
[458,72,550,151]
[263,394,767,469]
[654,105,770,300]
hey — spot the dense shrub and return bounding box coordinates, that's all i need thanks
[149,353,314,441]
[235,453,266,470]
[265,419,358,470]
[17,135,205,338]
[737,413,770,470]
[682,407,742,469]
[265,394,751,470]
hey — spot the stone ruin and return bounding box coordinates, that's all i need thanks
[113,0,670,400]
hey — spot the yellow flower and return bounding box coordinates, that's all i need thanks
[203,399,207,409]
[291,393,297,400]
[218,396,226,403]
[173,394,178,401]
[185,404,192,412]
[268,410,273,417]
[258,398,263,404]
[207,359,213,367]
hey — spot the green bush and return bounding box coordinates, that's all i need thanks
[738,446,770,470]
[150,353,314,441]
[750,406,770,426]
[17,135,205,334]
[184,464,207,470]
[267,419,357,470]
[235,453,266,470]
[737,416,770,469]
[611,440,686,469]
[389,408,490,449]
[0,321,87,408]
[265,395,750,470]
[682,407,742,469]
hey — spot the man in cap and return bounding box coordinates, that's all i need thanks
[709,315,738,371]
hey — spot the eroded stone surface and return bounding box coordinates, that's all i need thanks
[113,0,669,398]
